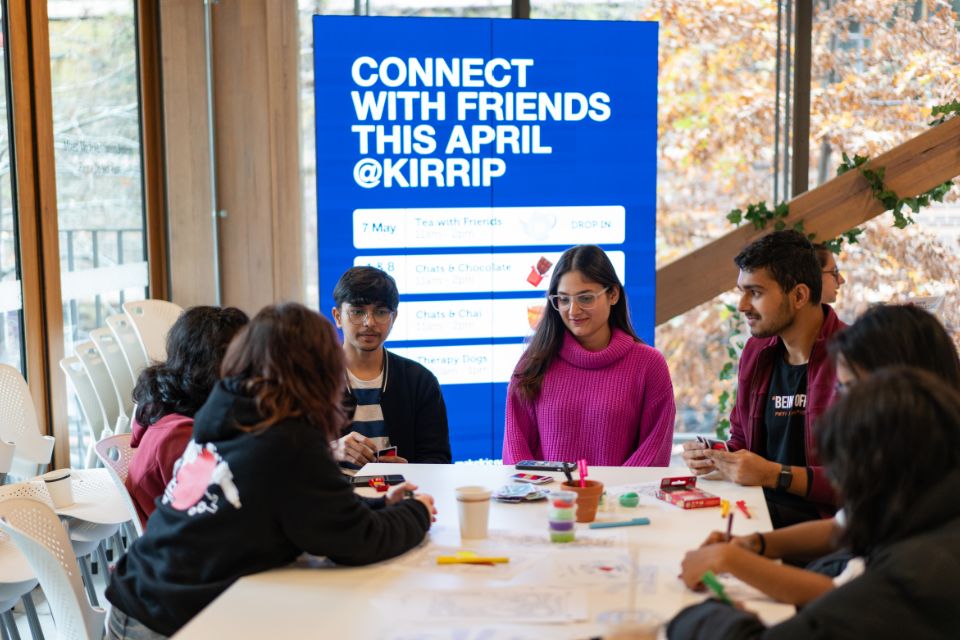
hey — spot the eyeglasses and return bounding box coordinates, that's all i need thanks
[834,379,855,396]
[548,287,609,311]
[344,307,394,325]
[822,268,841,282]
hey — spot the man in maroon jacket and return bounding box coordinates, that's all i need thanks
[683,230,846,527]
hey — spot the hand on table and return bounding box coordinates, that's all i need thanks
[385,483,436,522]
[378,454,408,464]
[704,449,777,487]
[681,440,716,476]
[333,431,377,465]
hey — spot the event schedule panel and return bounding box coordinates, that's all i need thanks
[314,16,657,460]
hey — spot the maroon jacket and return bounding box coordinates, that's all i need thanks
[126,413,194,529]
[726,304,845,510]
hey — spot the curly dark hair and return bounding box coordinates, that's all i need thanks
[816,367,960,556]
[133,306,249,426]
[828,304,960,387]
[220,302,348,440]
[512,245,639,400]
[734,230,822,305]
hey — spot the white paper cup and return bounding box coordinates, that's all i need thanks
[456,485,491,539]
[43,469,74,508]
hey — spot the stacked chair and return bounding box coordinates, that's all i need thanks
[0,299,182,638]
[62,299,183,471]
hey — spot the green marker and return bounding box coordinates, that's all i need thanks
[701,570,732,605]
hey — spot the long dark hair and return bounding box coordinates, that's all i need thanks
[220,302,347,440]
[512,245,639,400]
[133,306,249,426]
[816,367,960,556]
[828,304,960,387]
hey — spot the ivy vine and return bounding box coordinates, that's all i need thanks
[836,152,955,229]
[930,99,960,126]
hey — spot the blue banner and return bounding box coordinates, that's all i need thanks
[314,16,658,460]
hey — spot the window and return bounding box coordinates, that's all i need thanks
[48,0,149,464]
[0,2,25,374]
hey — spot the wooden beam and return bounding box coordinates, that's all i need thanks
[138,0,170,301]
[791,0,812,196]
[7,0,52,437]
[655,116,960,325]
[159,0,217,308]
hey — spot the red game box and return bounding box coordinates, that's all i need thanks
[655,476,721,509]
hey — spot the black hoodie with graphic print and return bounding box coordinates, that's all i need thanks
[107,378,431,636]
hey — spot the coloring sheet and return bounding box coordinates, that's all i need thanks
[388,587,589,623]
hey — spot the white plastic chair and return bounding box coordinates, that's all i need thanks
[123,300,183,364]
[0,365,55,480]
[0,481,46,639]
[60,357,108,469]
[105,313,148,382]
[0,497,106,640]
[90,327,136,431]
[0,440,13,483]
[76,341,122,441]
[94,434,144,538]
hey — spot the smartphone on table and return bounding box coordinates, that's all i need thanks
[349,474,406,486]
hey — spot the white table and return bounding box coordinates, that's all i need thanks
[175,465,794,639]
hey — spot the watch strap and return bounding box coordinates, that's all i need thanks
[776,464,793,492]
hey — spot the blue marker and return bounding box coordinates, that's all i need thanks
[588,517,651,529]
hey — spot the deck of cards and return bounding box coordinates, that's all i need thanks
[492,484,550,503]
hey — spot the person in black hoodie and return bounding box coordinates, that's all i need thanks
[106,303,437,639]
[667,366,960,639]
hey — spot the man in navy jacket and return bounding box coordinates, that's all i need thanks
[331,266,451,465]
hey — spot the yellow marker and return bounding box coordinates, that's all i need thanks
[437,556,510,565]
[720,499,730,518]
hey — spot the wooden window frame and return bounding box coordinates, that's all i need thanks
[5,0,168,467]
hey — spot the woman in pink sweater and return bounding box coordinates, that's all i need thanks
[127,306,249,528]
[503,245,675,466]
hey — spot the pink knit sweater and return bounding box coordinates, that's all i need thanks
[502,328,675,466]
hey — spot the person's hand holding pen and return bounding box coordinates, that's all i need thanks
[679,543,743,590]
[700,530,765,555]
[386,482,438,522]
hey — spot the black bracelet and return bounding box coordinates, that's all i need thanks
[755,532,766,556]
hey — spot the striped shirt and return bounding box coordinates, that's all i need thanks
[347,369,389,450]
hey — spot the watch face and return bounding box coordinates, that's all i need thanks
[778,467,792,491]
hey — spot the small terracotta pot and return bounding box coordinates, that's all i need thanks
[560,480,605,523]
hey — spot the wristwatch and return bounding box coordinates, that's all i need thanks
[776,464,793,492]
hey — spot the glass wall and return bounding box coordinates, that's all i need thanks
[0,3,25,374]
[808,0,960,339]
[300,0,511,311]
[298,1,960,449]
[48,0,148,464]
